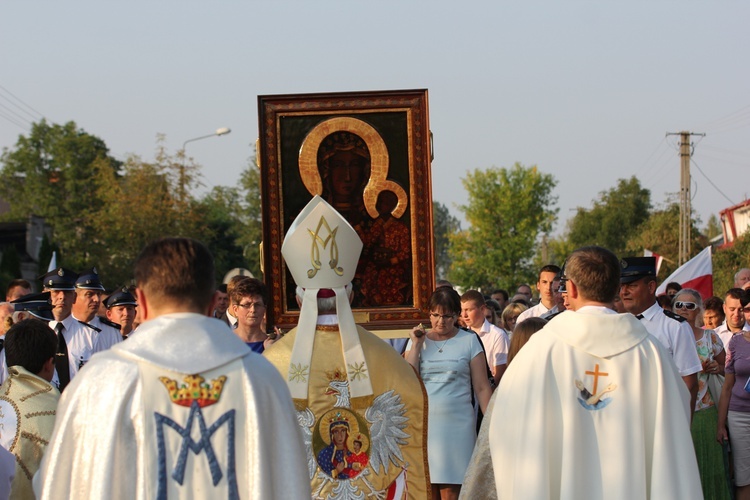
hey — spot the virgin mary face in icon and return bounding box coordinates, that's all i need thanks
[331,425,349,449]
[317,132,370,208]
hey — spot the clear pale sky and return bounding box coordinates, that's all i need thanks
[1,2,748,238]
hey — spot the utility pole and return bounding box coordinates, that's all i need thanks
[666,130,705,265]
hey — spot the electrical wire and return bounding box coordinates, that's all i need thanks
[0,102,32,127]
[701,104,750,129]
[0,84,44,121]
[0,109,28,129]
[690,158,736,206]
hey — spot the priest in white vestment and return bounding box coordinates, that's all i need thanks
[34,237,311,499]
[489,246,702,500]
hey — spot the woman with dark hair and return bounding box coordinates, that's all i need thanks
[405,287,493,500]
[703,296,725,330]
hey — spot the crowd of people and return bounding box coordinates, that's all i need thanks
[0,207,748,498]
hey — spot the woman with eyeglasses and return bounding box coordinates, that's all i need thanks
[499,302,528,340]
[405,287,493,500]
[672,289,731,500]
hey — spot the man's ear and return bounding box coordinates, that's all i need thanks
[135,288,149,321]
[40,356,55,382]
[647,279,657,295]
[207,290,219,317]
[567,280,579,300]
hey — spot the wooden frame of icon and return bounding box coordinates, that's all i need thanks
[257,89,434,333]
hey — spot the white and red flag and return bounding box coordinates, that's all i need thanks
[643,249,664,276]
[655,246,713,299]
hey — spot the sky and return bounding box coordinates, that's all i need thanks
[1,2,748,239]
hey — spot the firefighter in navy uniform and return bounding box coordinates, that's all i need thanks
[71,268,122,351]
[619,256,702,414]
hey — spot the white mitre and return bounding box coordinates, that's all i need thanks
[281,195,373,401]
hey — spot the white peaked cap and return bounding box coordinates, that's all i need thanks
[281,195,372,401]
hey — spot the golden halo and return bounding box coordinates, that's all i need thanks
[347,433,369,454]
[298,117,407,219]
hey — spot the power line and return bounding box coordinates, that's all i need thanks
[701,104,750,129]
[699,144,749,159]
[0,109,28,129]
[0,101,32,127]
[691,158,736,206]
[697,152,749,168]
[634,136,670,179]
[0,93,39,123]
[0,84,45,121]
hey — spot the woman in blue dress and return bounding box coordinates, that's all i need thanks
[405,287,493,500]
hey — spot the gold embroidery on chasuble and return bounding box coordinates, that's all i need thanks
[264,325,430,499]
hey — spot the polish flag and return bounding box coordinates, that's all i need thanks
[655,246,713,299]
[386,468,408,499]
[643,249,664,275]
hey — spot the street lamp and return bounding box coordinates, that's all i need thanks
[182,127,232,151]
[179,127,231,202]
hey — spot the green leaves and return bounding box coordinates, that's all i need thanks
[0,120,259,287]
[448,163,558,291]
[567,176,651,257]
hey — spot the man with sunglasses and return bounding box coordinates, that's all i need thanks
[715,288,750,349]
[620,257,701,415]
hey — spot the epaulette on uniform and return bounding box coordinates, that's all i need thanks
[97,315,122,329]
[542,311,564,321]
[77,320,101,332]
[662,310,687,322]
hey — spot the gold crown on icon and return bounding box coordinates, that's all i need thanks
[159,374,227,408]
[328,411,351,430]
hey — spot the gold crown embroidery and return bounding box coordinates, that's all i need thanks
[159,374,227,408]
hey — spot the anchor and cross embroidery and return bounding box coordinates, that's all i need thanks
[154,374,238,500]
[575,363,617,410]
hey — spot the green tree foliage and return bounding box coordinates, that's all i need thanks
[567,177,651,257]
[0,120,121,271]
[705,214,722,241]
[449,163,558,291]
[433,201,460,280]
[195,186,247,281]
[713,232,750,295]
[624,203,707,279]
[539,234,576,270]
[235,158,263,278]
[0,121,261,288]
[88,151,195,286]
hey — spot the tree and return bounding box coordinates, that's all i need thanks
[567,177,651,257]
[433,201,460,280]
[194,186,247,281]
[705,214,722,241]
[88,151,190,286]
[448,163,558,291]
[624,202,707,279]
[713,232,750,295]
[236,157,263,278]
[0,120,121,271]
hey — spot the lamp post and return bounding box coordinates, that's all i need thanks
[179,127,231,202]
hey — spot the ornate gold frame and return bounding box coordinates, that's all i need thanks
[258,89,434,332]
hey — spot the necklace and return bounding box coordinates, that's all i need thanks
[436,339,449,353]
[432,328,457,353]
